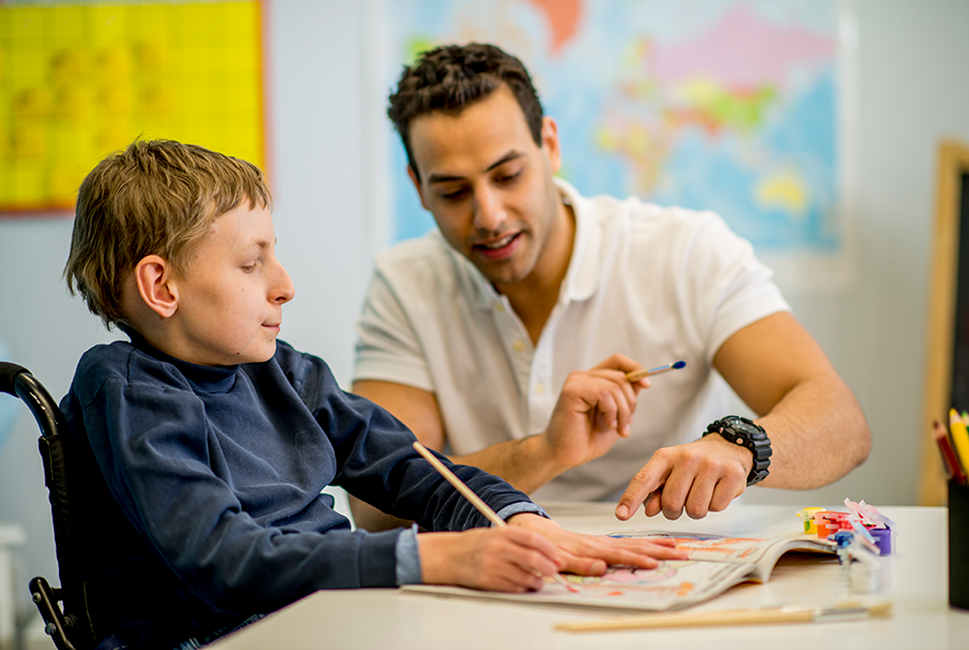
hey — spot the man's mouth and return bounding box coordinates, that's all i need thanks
[473,232,521,259]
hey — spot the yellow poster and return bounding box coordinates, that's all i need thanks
[0,1,266,214]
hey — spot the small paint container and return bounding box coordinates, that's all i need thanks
[797,507,825,534]
[867,526,893,555]
[828,530,854,549]
[813,511,847,538]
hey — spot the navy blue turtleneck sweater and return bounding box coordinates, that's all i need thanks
[61,335,535,648]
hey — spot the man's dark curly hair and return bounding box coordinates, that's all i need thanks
[388,43,545,182]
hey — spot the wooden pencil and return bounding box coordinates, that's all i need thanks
[411,441,579,593]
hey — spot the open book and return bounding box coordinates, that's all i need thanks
[402,532,837,612]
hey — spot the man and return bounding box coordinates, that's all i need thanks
[351,43,870,528]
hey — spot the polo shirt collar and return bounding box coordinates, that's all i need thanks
[456,177,603,310]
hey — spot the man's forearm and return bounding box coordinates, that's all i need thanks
[450,433,570,494]
[756,375,871,490]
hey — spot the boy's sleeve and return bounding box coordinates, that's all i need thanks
[293,349,539,532]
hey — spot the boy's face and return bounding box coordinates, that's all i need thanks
[170,201,295,366]
[406,84,567,291]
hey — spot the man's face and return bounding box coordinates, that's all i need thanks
[407,85,566,290]
[169,202,295,366]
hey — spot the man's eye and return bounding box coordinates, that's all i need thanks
[241,264,257,272]
[496,170,521,183]
[441,188,467,200]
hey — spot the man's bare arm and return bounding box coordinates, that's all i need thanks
[350,375,626,493]
[715,311,871,488]
[617,312,871,520]
[350,354,648,529]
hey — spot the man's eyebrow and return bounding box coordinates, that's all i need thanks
[426,151,526,184]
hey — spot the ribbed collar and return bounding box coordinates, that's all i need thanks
[120,324,239,393]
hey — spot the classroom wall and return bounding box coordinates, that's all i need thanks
[0,0,967,624]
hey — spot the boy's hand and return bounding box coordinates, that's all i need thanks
[506,513,687,575]
[417,526,563,592]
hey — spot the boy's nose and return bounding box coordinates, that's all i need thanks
[274,263,296,304]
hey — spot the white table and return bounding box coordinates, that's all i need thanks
[0,522,26,650]
[210,504,968,650]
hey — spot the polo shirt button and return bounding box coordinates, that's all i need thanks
[512,339,525,352]
[495,302,506,313]
[534,383,545,395]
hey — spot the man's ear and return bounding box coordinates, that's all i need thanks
[407,165,430,211]
[540,115,563,175]
[134,255,178,319]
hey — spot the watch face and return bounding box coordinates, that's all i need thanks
[707,416,771,486]
[725,417,766,438]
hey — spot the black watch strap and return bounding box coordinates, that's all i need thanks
[703,416,772,486]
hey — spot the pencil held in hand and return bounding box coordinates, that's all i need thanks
[626,360,686,383]
[411,441,579,593]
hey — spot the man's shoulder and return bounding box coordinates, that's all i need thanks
[374,230,450,265]
[371,231,467,292]
[578,191,730,257]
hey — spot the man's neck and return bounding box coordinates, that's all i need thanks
[502,197,575,345]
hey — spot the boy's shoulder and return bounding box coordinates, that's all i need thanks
[72,339,192,396]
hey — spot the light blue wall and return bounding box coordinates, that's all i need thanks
[1,0,967,624]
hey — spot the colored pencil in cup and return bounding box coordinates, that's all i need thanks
[938,419,967,483]
[411,441,579,593]
[949,409,969,477]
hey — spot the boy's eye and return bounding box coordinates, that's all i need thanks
[241,264,257,272]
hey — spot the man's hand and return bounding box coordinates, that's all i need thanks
[540,354,650,473]
[506,513,686,575]
[615,434,753,521]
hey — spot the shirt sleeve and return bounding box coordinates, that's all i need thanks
[681,212,791,362]
[286,346,540,534]
[394,505,548,585]
[352,260,434,391]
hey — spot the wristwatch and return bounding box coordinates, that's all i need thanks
[703,416,772,486]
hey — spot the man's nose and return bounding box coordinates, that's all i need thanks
[472,186,507,232]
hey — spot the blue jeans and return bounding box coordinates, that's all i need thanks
[94,614,267,650]
[173,614,267,649]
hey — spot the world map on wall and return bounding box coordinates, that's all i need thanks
[382,0,843,268]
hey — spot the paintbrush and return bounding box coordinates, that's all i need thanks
[626,360,686,383]
[555,600,893,632]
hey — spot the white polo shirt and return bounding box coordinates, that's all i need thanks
[353,179,789,502]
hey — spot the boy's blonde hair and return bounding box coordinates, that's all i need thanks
[65,139,271,328]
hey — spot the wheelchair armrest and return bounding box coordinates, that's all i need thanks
[29,576,78,650]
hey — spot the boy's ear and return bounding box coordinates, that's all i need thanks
[134,255,178,318]
[407,166,430,211]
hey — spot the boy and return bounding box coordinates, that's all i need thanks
[60,140,680,649]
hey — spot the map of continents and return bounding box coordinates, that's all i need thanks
[384,0,841,260]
